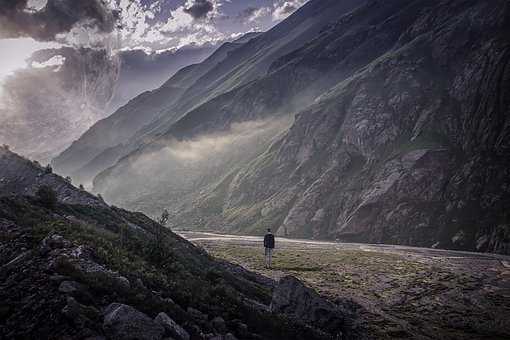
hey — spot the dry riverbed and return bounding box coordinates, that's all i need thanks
[179,231,510,340]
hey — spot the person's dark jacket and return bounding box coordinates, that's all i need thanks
[264,233,275,249]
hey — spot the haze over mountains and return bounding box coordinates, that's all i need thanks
[0,43,216,163]
[53,0,510,255]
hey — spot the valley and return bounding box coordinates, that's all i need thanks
[182,232,510,339]
[2,0,510,339]
[50,0,510,255]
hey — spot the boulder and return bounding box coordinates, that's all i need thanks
[154,312,190,340]
[103,303,165,340]
[61,296,100,328]
[271,276,350,334]
[58,280,93,303]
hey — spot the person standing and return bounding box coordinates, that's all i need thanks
[264,228,275,269]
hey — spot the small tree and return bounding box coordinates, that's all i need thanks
[2,144,9,150]
[148,209,171,263]
[158,209,170,226]
[79,184,85,190]
[36,185,57,209]
[44,165,53,174]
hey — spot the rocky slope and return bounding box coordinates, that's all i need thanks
[65,0,509,255]
[0,147,363,339]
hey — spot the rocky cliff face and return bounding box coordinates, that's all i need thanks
[219,0,510,253]
[82,0,510,254]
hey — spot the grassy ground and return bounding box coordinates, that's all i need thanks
[187,235,510,340]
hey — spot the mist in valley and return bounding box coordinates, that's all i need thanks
[95,116,294,217]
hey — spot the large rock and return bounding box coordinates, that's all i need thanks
[103,303,165,340]
[271,276,352,335]
[154,312,190,340]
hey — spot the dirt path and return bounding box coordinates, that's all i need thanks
[179,231,510,339]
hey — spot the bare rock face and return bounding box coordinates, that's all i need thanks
[172,0,510,254]
[103,303,165,340]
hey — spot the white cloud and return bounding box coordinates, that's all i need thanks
[0,38,60,83]
[30,55,66,71]
[249,7,272,22]
[272,0,308,21]
[24,0,47,12]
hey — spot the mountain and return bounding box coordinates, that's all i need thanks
[63,0,509,255]
[107,45,217,113]
[52,0,361,185]
[0,146,363,340]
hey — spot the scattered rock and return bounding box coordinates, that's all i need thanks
[54,252,131,294]
[103,303,165,340]
[155,312,190,340]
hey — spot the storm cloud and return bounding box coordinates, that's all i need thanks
[183,0,214,20]
[0,0,118,41]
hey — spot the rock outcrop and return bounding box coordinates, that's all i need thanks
[0,147,105,207]
[271,276,356,337]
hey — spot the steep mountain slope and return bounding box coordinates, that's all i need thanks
[52,36,256,185]
[93,0,510,255]
[52,0,363,186]
[0,147,362,340]
[107,45,217,114]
